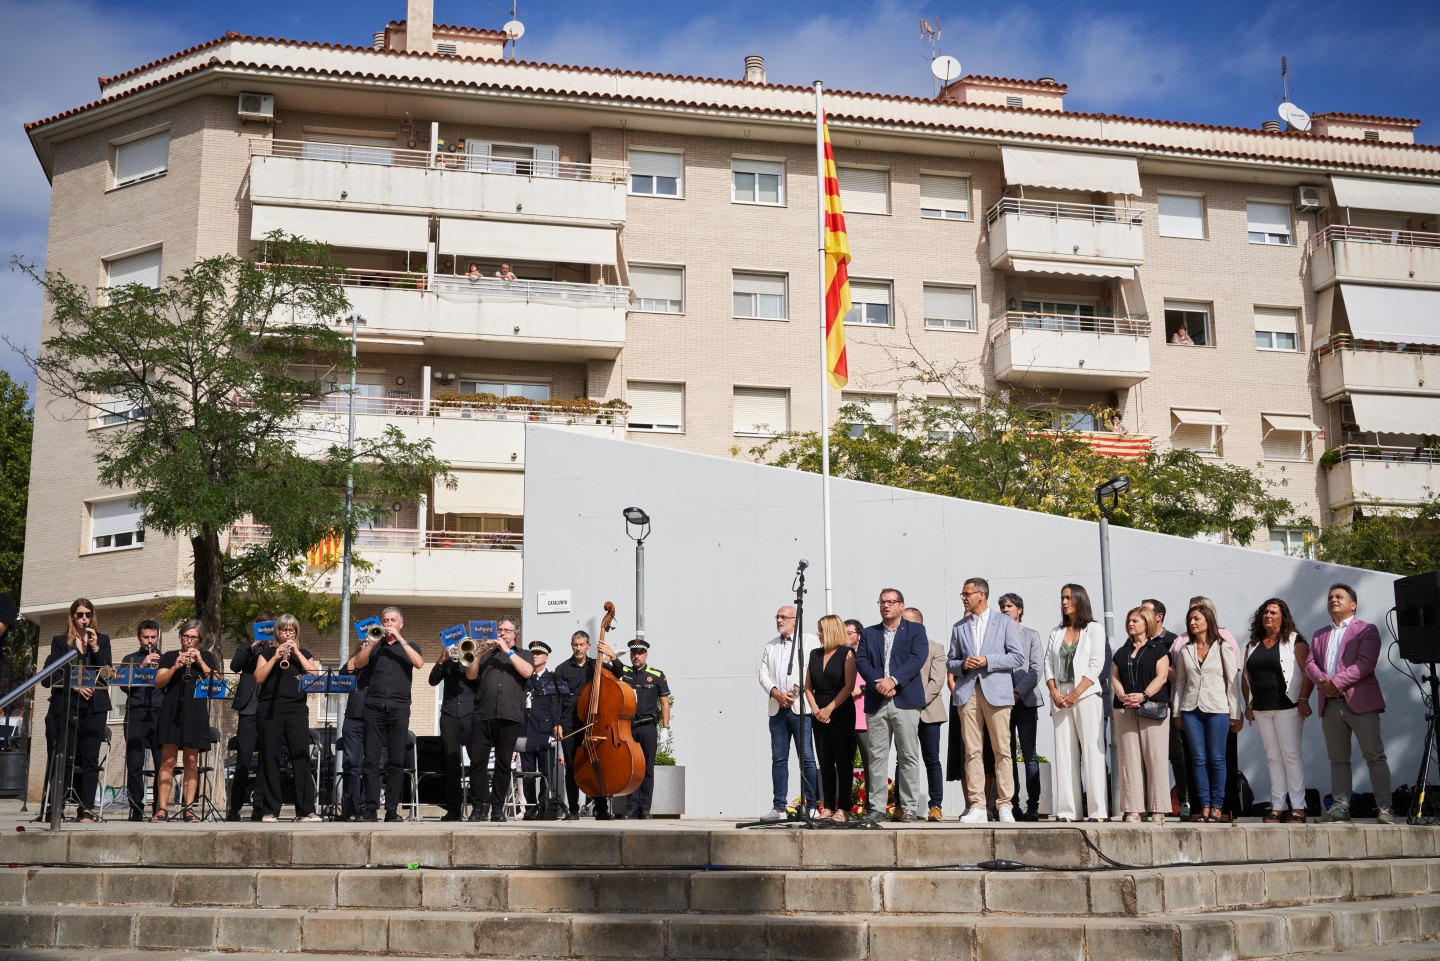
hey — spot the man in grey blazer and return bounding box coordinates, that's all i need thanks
[998,593,1045,821]
[948,577,1023,823]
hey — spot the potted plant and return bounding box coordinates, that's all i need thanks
[649,698,684,817]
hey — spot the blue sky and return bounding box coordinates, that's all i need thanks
[3,0,1438,388]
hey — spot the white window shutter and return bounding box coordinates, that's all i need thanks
[1157,194,1205,239]
[843,393,896,427]
[919,174,969,215]
[533,145,559,177]
[1172,423,1217,456]
[1246,202,1292,236]
[629,151,683,180]
[1262,429,1306,461]
[1254,308,1298,334]
[733,387,788,435]
[114,131,170,186]
[924,285,975,329]
[627,382,684,431]
[837,167,889,214]
[848,281,891,306]
[91,498,145,539]
[733,272,787,296]
[631,266,684,303]
[107,248,162,290]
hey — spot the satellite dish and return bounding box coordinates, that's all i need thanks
[1278,102,1312,132]
[503,19,525,39]
[931,55,961,85]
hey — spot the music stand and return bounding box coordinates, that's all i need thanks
[301,671,356,820]
[186,678,228,821]
[113,666,157,819]
[36,666,101,824]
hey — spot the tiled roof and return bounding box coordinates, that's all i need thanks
[1312,111,1422,127]
[388,19,506,38]
[95,34,230,89]
[954,74,1068,92]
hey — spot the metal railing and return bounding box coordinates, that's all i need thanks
[1329,444,1440,466]
[985,198,1145,228]
[228,524,523,551]
[0,650,78,714]
[990,310,1151,337]
[252,139,629,182]
[1306,223,1440,256]
[428,275,631,306]
[1316,336,1440,359]
[293,393,628,427]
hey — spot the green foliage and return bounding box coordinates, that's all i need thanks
[0,371,31,602]
[1310,497,1440,576]
[747,390,1296,545]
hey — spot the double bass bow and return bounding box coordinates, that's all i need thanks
[573,601,646,801]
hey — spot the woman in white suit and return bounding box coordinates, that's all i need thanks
[1044,583,1109,822]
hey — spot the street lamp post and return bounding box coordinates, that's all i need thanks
[623,507,651,642]
[1095,474,1130,817]
[337,313,361,677]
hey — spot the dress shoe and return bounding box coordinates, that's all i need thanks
[639,811,653,820]
[468,806,489,822]
[384,811,405,823]
[614,811,630,820]
[440,812,462,822]
[490,808,508,822]
[362,811,379,822]
[523,807,539,821]
[563,810,580,821]
[595,810,614,821]
[224,811,240,823]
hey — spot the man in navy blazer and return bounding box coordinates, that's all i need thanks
[857,587,929,821]
[948,577,1023,823]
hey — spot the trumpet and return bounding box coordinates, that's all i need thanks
[278,643,291,671]
[181,651,195,684]
[365,624,386,643]
[456,637,479,667]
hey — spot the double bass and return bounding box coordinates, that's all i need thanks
[573,602,646,800]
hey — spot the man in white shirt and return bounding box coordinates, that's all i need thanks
[757,606,821,822]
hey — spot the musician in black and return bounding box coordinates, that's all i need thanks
[466,617,532,821]
[519,640,564,820]
[154,619,221,821]
[120,620,163,820]
[353,606,424,822]
[39,598,112,822]
[617,639,672,820]
[226,630,270,821]
[252,614,321,822]
[428,637,480,821]
[552,629,623,820]
[339,651,367,820]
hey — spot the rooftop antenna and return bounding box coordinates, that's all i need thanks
[1275,56,1312,132]
[920,17,960,99]
[491,0,524,59]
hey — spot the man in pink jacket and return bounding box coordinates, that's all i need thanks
[1304,583,1393,824]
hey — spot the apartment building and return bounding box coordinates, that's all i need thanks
[19,1,1440,796]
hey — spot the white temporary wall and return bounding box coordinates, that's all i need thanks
[522,427,1421,819]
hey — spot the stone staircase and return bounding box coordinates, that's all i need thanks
[0,823,1437,960]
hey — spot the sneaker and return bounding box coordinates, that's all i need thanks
[299,813,322,822]
[759,808,785,823]
[996,807,1016,823]
[899,810,919,822]
[1377,808,1395,825]
[261,814,277,822]
[1319,806,1351,823]
[1179,804,1190,819]
[928,806,944,822]
[959,808,988,824]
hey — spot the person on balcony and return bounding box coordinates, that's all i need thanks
[465,262,482,281]
[496,263,518,282]
[1170,326,1195,346]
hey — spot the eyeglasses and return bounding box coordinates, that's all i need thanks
[74,611,93,619]
[498,627,517,634]
[878,599,903,607]
[775,614,795,620]
[959,591,982,599]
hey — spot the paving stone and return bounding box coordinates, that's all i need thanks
[1084,918,1179,961]
[985,872,1089,915]
[1172,917,1236,961]
[55,909,134,949]
[622,830,709,867]
[1287,827,1329,861]
[0,832,67,867]
[1262,864,1311,904]
[535,830,619,867]
[68,832,141,865]
[1243,825,1289,862]
[142,832,208,867]
[256,869,337,908]
[571,917,666,958]
[869,917,975,961]
[0,869,25,903]
[709,830,801,870]
[1230,912,1286,959]
[689,872,784,912]
[174,869,255,906]
[1391,860,1432,896]
[506,872,596,911]
[1089,826,1152,868]
[1213,865,1265,907]
[1197,826,1247,863]
[993,828,1085,868]
[421,871,507,911]
[214,830,291,868]
[24,868,101,905]
[215,910,303,953]
[1089,873,1163,917]
[1307,862,1353,901]
[1414,896,1440,935]
[1159,868,1215,912]
[1378,902,1419,944]
[100,868,175,905]
[474,914,570,957]
[597,872,688,912]
[974,917,1084,961]
[292,830,367,867]
[1281,907,1335,952]
[1352,860,1395,898]
[302,911,389,954]
[134,910,215,950]
[766,917,867,961]
[881,871,983,914]
[370,831,450,868]
[453,831,536,868]
[0,907,57,948]
[337,869,421,908]
[1364,825,1404,859]
[1399,827,1436,858]
[390,912,478,956]
[895,827,993,867]
[1330,904,1380,949]
[800,830,894,868]
[1326,824,1369,859]
[1149,826,1202,866]
[783,872,880,913]
[667,916,766,960]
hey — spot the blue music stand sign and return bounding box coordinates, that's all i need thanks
[354,616,380,642]
[470,620,497,641]
[252,620,276,643]
[439,624,467,648]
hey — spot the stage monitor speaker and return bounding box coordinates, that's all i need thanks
[1395,570,1440,664]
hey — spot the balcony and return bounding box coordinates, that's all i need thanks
[1307,224,1440,291]
[1317,339,1440,402]
[250,140,628,226]
[991,311,1151,390]
[341,271,628,361]
[1325,445,1440,512]
[228,524,524,605]
[986,199,1145,278]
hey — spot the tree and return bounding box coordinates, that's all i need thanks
[14,235,450,648]
[0,370,31,603]
[1310,497,1440,576]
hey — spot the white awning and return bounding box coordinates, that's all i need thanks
[1001,147,1141,196]
[1339,285,1440,346]
[439,218,618,265]
[1347,393,1440,435]
[1009,258,1135,280]
[1262,413,1322,433]
[433,469,524,516]
[1171,408,1229,426]
[250,205,430,250]
[1330,176,1440,215]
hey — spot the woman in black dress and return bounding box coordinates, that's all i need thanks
[252,613,321,822]
[805,614,858,822]
[154,619,221,821]
[39,598,112,822]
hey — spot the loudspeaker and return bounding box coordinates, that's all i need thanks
[1395,571,1440,664]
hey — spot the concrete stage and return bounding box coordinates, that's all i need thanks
[0,807,1438,961]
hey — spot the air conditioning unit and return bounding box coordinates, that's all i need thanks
[1294,185,1329,212]
[238,93,274,121]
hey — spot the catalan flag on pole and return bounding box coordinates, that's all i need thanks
[820,115,851,389]
[307,530,342,569]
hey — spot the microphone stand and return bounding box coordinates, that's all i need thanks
[792,561,813,820]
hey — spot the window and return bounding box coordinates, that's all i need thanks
[627,382,684,432]
[1261,413,1319,462]
[629,150,683,197]
[1269,528,1310,557]
[1157,194,1205,239]
[841,393,895,436]
[113,130,169,188]
[90,497,145,552]
[844,281,892,327]
[733,387,789,436]
[1164,302,1212,346]
[629,265,684,314]
[1006,95,1023,108]
[733,271,788,319]
[1170,409,1226,458]
[1022,299,1096,318]
[458,380,551,401]
[1058,411,1101,432]
[107,248,162,291]
[302,132,396,166]
[923,285,976,331]
[463,141,559,176]
[1247,201,1292,245]
[926,396,978,442]
[731,159,785,205]
[919,174,970,220]
[1255,307,1299,351]
[836,166,889,215]
[96,391,147,427]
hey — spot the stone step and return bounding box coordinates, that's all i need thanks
[5,822,1435,871]
[0,899,1437,960]
[3,858,1438,918]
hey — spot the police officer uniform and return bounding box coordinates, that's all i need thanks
[618,639,670,819]
[519,642,564,819]
[119,643,164,820]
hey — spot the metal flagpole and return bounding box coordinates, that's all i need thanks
[815,81,835,616]
[337,313,359,694]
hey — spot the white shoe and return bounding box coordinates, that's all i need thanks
[959,808,988,824]
[997,807,1016,823]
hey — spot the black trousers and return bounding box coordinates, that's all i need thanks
[560,724,609,815]
[1169,723,1201,813]
[363,702,411,816]
[628,721,660,815]
[228,713,259,817]
[1011,703,1040,814]
[520,747,557,808]
[469,716,522,809]
[44,709,106,818]
[124,711,162,819]
[439,712,478,814]
[341,716,365,815]
[812,707,856,813]
[917,719,944,810]
[258,709,316,817]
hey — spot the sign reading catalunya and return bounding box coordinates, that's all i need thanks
[537,590,571,614]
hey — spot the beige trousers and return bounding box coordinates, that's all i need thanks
[1113,707,1171,815]
[960,693,1013,809]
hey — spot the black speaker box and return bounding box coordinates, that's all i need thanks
[1395,570,1440,664]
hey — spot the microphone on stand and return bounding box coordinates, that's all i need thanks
[797,559,809,572]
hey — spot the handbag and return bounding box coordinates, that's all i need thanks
[1135,698,1169,720]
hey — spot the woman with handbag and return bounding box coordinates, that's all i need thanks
[1111,607,1172,823]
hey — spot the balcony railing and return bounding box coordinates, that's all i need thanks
[228,524,522,551]
[990,310,1151,337]
[251,139,629,182]
[333,268,631,307]
[1328,444,1440,466]
[985,198,1145,228]
[1316,336,1440,359]
[1305,223,1440,257]
[292,393,628,427]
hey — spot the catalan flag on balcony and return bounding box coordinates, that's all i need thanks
[820,113,850,389]
[307,531,342,569]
